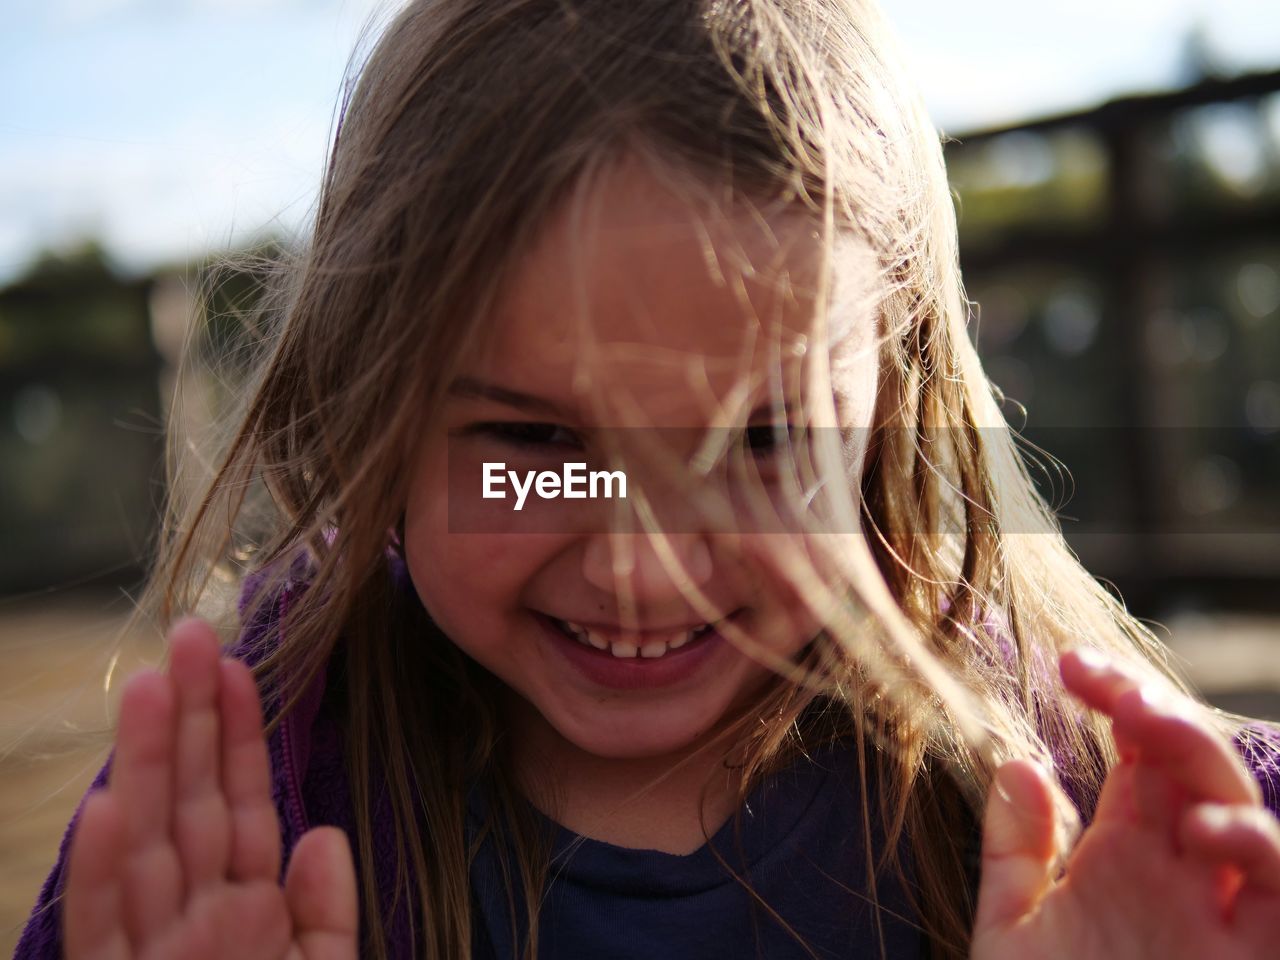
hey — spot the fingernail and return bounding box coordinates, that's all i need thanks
[1072,647,1108,672]
[995,760,1047,815]
[1196,804,1233,831]
[1135,684,1179,715]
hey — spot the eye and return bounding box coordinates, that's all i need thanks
[469,421,583,449]
[742,423,797,458]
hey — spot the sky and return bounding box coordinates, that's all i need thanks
[1,0,1277,285]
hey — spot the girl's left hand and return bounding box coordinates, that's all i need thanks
[971,648,1280,960]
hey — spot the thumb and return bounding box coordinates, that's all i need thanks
[285,825,359,960]
[973,759,1061,936]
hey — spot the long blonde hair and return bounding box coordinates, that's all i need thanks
[131,1,1254,957]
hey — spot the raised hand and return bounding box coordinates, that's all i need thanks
[63,618,358,960]
[972,648,1280,959]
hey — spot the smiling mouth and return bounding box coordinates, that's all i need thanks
[542,613,738,659]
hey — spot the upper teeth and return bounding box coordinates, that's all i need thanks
[555,618,716,658]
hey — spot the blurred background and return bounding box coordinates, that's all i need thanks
[2,0,1278,950]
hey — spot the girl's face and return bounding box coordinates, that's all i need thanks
[403,154,879,761]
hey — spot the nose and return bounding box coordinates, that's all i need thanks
[581,530,714,609]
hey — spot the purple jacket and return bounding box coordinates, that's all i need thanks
[15,558,1280,958]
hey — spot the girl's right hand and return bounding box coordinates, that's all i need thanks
[972,649,1280,959]
[63,618,358,960]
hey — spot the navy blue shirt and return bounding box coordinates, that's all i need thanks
[466,741,928,959]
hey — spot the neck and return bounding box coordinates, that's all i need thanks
[504,696,752,855]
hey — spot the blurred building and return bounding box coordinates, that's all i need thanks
[949,67,1280,615]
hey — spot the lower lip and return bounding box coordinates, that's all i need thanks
[535,612,733,691]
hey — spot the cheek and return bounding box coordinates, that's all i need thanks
[735,536,831,655]
[404,524,527,609]
[403,454,580,673]
[402,452,534,651]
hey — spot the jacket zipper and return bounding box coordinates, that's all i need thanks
[276,581,311,841]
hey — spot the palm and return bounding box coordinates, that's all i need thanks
[978,781,1241,958]
[63,619,357,960]
[972,651,1280,960]
[121,881,293,960]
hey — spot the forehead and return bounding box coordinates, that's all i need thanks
[476,154,834,422]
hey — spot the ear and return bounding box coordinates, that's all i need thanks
[389,511,407,556]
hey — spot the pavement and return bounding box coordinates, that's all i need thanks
[0,599,157,954]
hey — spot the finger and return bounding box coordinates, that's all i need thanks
[65,791,131,960]
[109,669,183,943]
[973,759,1060,935]
[285,827,359,960]
[169,618,233,891]
[220,658,282,883]
[1233,887,1280,954]
[1126,758,1189,837]
[1060,648,1151,744]
[1111,686,1261,808]
[1062,649,1260,808]
[1180,803,1280,897]
[109,670,174,844]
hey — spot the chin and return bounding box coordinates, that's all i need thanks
[540,694,743,761]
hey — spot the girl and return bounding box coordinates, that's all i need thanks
[17,0,1280,958]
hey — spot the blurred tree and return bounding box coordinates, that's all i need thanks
[0,240,161,595]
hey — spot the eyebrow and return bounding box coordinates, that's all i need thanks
[448,376,581,421]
